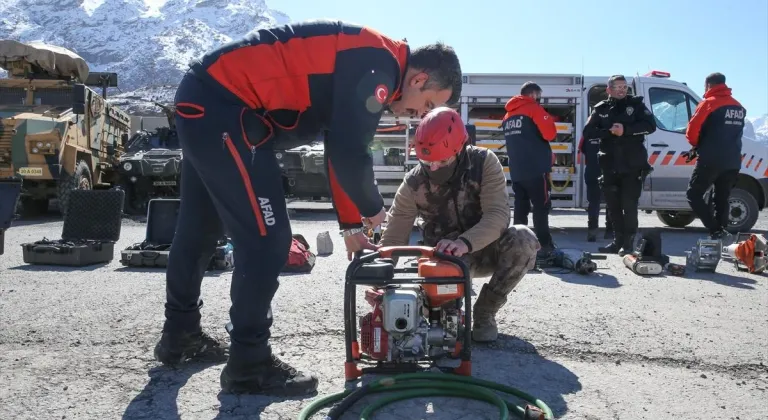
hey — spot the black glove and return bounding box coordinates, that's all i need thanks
[681,148,698,163]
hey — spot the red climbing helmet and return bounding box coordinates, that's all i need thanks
[413,107,468,162]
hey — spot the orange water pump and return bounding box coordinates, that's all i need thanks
[343,246,472,381]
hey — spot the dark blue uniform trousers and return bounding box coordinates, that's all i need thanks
[512,173,553,247]
[586,176,612,231]
[164,73,293,364]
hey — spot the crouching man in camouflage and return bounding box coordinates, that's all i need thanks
[378,107,540,342]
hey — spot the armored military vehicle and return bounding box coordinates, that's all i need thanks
[0,39,131,216]
[277,140,330,200]
[117,101,181,215]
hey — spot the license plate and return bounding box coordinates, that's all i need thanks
[18,167,43,176]
[153,180,176,186]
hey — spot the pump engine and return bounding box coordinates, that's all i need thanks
[359,282,464,362]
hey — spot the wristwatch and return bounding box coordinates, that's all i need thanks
[340,227,365,237]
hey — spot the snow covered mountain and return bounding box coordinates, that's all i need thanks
[0,0,290,115]
[747,114,768,144]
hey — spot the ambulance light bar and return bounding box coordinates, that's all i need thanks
[644,70,671,78]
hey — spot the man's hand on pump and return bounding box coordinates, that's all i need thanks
[342,228,378,261]
[342,207,387,261]
[435,239,469,257]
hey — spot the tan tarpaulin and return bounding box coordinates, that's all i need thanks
[0,39,89,82]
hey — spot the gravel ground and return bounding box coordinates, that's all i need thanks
[1,206,767,420]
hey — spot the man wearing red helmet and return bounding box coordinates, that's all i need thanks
[379,107,540,342]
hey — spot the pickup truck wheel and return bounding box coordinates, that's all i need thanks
[726,188,759,234]
[656,211,696,228]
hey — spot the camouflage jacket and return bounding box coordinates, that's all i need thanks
[379,145,511,252]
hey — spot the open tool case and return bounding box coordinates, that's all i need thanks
[119,198,233,270]
[21,189,124,266]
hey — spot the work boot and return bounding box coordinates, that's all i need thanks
[220,353,319,396]
[587,229,598,242]
[472,284,508,342]
[710,229,732,241]
[154,329,229,366]
[618,235,636,257]
[598,236,623,254]
[536,241,556,260]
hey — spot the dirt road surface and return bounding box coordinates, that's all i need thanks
[1,208,766,420]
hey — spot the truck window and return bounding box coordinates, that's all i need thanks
[648,87,699,134]
[0,87,25,105]
[33,88,73,107]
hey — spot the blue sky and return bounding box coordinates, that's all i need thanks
[273,0,768,117]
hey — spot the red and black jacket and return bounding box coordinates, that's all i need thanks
[686,84,746,171]
[501,95,557,182]
[188,20,409,229]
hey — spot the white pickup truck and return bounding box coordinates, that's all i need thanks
[369,70,766,233]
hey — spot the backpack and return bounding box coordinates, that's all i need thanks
[282,234,316,273]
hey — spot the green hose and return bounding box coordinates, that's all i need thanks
[297,372,554,420]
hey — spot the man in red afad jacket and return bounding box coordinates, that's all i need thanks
[155,19,463,396]
[685,72,746,240]
[502,82,558,257]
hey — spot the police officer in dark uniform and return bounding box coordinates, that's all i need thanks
[578,135,613,242]
[583,75,656,255]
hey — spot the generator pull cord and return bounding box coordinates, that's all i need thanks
[296,372,554,420]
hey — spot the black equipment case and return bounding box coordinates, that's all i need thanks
[120,198,233,270]
[21,189,124,266]
[120,198,178,267]
[0,178,22,256]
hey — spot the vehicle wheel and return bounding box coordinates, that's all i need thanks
[119,182,143,216]
[725,188,759,234]
[18,197,49,217]
[57,160,92,217]
[656,211,696,228]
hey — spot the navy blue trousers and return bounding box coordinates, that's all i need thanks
[164,73,293,363]
[512,173,553,247]
[586,177,612,230]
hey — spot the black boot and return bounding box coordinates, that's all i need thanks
[619,234,636,256]
[598,234,623,254]
[604,228,614,239]
[587,229,597,242]
[536,241,556,259]
[709,229,732,241]
[154,329,229,366]
[220,353,319,396]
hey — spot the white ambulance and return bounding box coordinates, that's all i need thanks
[371,70,767,233]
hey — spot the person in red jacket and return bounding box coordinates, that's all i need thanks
[153,19,463,396]
[502,82,558,257]
[685,72,746,239]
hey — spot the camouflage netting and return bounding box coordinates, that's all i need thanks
[0,39,89,82]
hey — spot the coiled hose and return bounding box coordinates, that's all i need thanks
[297,372,553,420]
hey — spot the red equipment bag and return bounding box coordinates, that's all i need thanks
[281,234,316,273]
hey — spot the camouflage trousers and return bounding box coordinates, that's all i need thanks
[463,225,540,296]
